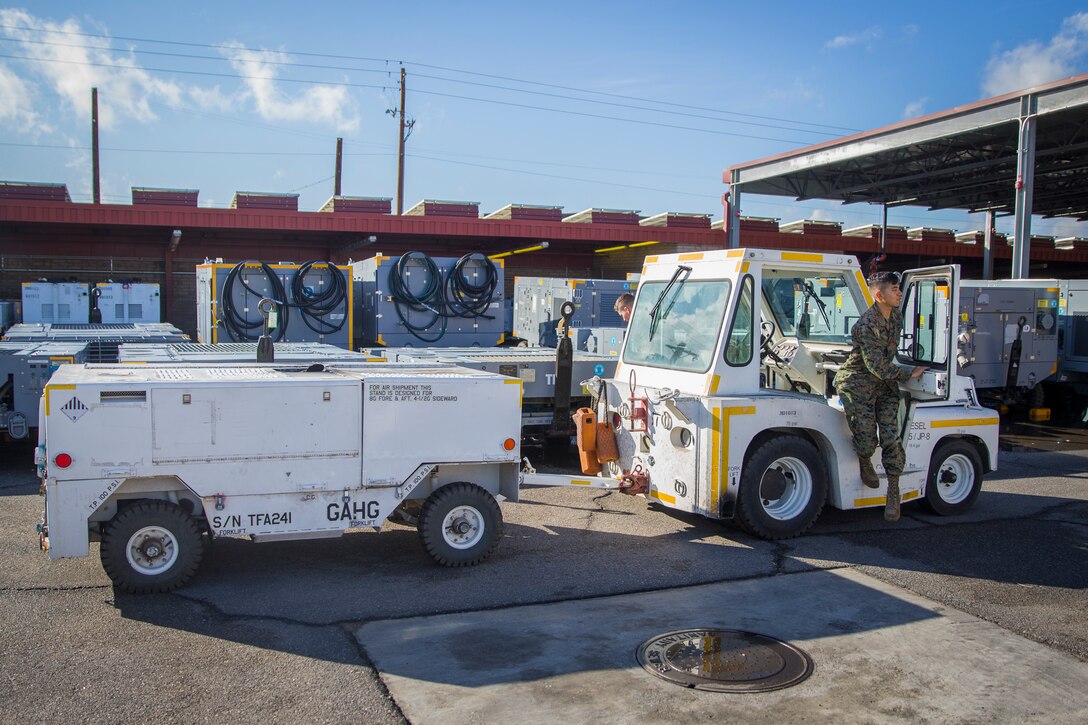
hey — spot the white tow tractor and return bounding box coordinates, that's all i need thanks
[36,362,523,592]
[524,247,999,538]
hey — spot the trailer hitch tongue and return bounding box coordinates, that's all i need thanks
[620,465,650,496]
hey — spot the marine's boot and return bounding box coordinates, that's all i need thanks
[859,457,880,489]
[884,475,901,522]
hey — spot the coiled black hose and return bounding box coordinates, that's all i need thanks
[444,253,498,320]
[220,261,288,342]
[387,251,447,343]
[292,260,347,335]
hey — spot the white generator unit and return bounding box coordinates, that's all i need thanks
[196,261,352,348]
[93,283,161,323]
[37,362,523,592]
[0,341,87,439]
[21,282,90,324]
[351,252,504,348]
[958,280,1059,393]
[513,277,634,347]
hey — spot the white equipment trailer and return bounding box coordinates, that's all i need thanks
[525,248,1000,538]
[36,362,523,592]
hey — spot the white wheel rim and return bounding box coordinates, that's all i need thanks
[125,525,179,575]
[934,453,975,505]
[442,505,484,550]
[759,456,813,521]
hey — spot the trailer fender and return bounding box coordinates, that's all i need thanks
[44,475,196,559]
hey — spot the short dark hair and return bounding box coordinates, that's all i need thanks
[614,292,634,311]
[868,270,901,288]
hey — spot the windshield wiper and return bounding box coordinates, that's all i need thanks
[649,265,692,341]
[801,281,831,329]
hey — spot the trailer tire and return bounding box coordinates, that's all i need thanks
[735,436,828,540]
[100,501,205,593]
[418,483,503,567]
[924,440,983,515]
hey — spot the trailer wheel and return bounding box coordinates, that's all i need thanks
[100,501,205,593]
[924,440,983,515]
[418,483,503,567]
[735,437,828,540]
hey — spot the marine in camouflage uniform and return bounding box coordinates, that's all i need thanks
[833,278,922,522]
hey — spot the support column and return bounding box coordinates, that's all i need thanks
[983,210,995,281]
[1012,94,1037,279]
[726,181,741,249]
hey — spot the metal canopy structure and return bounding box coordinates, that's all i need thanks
[724,72,1088,277]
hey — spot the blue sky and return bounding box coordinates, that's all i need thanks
[2,1,1087,238]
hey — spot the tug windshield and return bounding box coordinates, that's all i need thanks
[623,278,731,372]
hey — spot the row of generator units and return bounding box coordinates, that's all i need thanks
[1,323,189,363]
[21,282,161,324]
[196,254,506,349]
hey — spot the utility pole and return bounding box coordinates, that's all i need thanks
[91,87,100,204]
[334,137,343,197]
[397,68,407,215]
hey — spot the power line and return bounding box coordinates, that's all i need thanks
[0,50,821,144]
[0,22,858,134]
[0,35,841,138]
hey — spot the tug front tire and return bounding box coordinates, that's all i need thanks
[418,483,503,566]
[100,501,205,593]
[735,436,828,540]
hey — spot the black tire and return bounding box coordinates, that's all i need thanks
[735,436,828,540]
[418,483,503,566]
[924,439,983,515]
[100,500,205,593]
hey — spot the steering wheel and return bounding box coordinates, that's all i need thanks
[759,320,776,351]
[759,320,787,366]
[665,342,699,361]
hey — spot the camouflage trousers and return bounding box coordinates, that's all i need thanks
[838,378,905,476]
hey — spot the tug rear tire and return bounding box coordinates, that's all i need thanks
[735,436,828,540]
[418,483,503,566]
[100,500,205,593]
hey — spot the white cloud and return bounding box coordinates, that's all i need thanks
[0,61,49,134]
[982,12,1088,97]
[903,97,929,119]
[824,26,883,51]
[0,10,360,133]
[0,9,182,128]
[221,42,360,133]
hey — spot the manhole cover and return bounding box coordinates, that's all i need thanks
[636,628,814,693]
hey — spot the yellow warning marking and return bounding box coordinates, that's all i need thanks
[650,489,676,504]
[930,417,999,428]
[781,252,823,263]
[856,270,874,306]
[725,249,745,258]
[707,374,721,395]
[44,384,77,416]
[853,490,920,507]
[645,255,659,264]
[1046,287,1058,293]
[679,252,704,262]
[571,479,593,486]
[711,405,755,514]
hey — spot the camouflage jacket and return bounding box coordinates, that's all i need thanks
[833,304,911,390]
